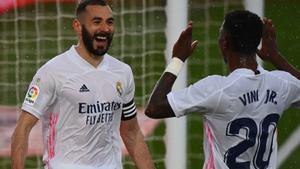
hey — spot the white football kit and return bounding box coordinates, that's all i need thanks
[22,46,137,169]
[167,66,300,169]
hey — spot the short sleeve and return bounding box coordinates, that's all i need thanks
[285,74,300,108]
[22,68,56,119]
[167,75,223,117]
[121,67,137,120]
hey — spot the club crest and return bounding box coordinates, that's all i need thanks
[116,81,123,96]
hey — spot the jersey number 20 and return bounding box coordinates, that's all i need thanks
[224,114,280,169]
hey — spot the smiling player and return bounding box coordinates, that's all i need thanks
[11,1,155,169]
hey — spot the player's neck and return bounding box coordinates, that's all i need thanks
[75,45,104,68]
[228,52,258,73]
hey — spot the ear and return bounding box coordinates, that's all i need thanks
[221,33,230,51]
[73,19,82,34]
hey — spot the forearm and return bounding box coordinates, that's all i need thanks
[11,111,37,169]
[126,131,155,169]
[121,118,155,169]
[148,72,176,107]
[145,72,177,118]
[268,52,300,80]
[11,127,29,169]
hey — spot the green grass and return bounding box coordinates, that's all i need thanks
[1,0,300,168]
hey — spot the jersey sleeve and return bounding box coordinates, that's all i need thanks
[284,73,300,108]
[121,66,137,120]
[167,75,222,117]
[22,67,56,119]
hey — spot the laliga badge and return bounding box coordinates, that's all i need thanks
[25,85,40,105]
[116,81,123,96]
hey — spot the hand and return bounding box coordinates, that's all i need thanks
[172,21,198,62]
[256,18,280,62]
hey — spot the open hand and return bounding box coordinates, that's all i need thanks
[256,18,279,61]
[172,22,198,62]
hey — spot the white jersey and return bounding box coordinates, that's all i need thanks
[167,67,300,169]
[22,46,137,169]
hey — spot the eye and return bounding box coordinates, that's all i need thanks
[93,20,101,25]
[107,19,114,25]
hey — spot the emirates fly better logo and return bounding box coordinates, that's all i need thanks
[25,85,40,105]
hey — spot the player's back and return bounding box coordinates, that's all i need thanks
[202,68,300,169]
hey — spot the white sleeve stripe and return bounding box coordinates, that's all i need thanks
[123,106,136,115]
[122,103,135,111]
[123,99,134,107]
[124,110,137,117]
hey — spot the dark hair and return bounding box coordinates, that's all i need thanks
[76,0,108,18]
[223,10,263,55]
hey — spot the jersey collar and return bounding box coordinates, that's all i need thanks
[69,45,108,71]
[230,65,267,76]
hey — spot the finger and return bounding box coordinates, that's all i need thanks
[177,22,194,45]
[265,19,276,39]
[180,22,192,38]
[190,40,199,53]
[262,18,275,39]
[185,23,193,37]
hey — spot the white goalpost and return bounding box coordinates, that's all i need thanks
[165,1,188,169]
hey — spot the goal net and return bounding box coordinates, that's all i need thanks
[0,0,266,168]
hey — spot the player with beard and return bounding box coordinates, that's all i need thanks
[11,0,155,169]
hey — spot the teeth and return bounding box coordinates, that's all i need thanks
[95,36,107,40]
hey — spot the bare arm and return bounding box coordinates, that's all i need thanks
[120,117,155,169]
[145,22,198,119]
[257,18,300,80]
[11,111,38,169]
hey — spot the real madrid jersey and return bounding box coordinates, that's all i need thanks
[22,45,137,169]
[167,66,300,169]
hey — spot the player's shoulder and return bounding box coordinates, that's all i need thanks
[268,70,299,84]
[202,75,226,83]
[193,75,227,92]
[104,54,132,73]
[35,49,71,77]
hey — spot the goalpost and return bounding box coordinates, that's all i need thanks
[165,0,188,169]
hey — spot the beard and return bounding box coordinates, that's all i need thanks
[81,25,113,57]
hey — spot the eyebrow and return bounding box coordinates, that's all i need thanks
[92,16,114,21]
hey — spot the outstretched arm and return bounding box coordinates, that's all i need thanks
[120,117,155,169]
[257,18,300,80]
[145,22,198,119]
[11,111,38,169]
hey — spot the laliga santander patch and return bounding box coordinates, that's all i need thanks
[25,85,40,105]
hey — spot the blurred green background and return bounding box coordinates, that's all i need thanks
[0,0,299,168]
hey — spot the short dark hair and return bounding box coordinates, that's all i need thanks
[76,0,108,18]
[223,10,263,55]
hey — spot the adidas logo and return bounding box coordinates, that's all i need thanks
[79,84,90,92]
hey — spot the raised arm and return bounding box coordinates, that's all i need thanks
[257,18,300,80]
[120,117,155,169]
[11,110,38,169]
[145,22,198,119]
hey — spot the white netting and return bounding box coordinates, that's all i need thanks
[0,0,166,168]
[1,0,275,169]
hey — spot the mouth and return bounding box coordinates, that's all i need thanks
[93,34,110,48]
[94,35,107,42]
